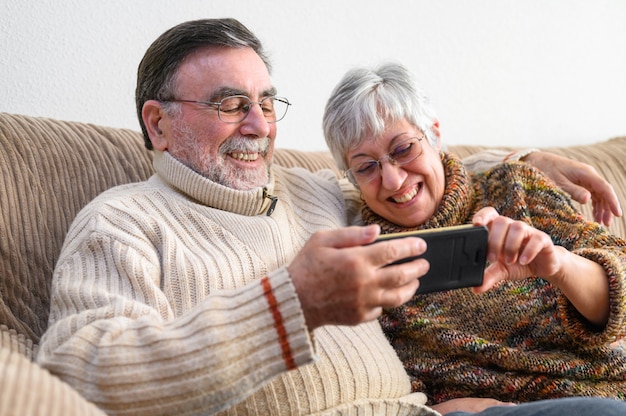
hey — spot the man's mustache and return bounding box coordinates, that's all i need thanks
[219,137,270,155]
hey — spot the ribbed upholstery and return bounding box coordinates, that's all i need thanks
[0,111,624,414]
[452,139,626,238]
[0,113,341,357]
[0,347,105,416]
[0,113,154,348]
[273,149,341,176]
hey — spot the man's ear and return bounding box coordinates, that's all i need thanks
[142,100,170,151]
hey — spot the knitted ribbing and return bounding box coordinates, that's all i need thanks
[363,153,626,403]
[38,151,433,416]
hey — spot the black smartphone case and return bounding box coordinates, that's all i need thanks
[375,224,488,294]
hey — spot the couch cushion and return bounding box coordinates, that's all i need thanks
[450,138,626,239]
[0,113,154,350]
[273,149,341,175]
[544,137,626,238]
[0,346,106,415]
[1,111,624,358]
[0,113,342,355]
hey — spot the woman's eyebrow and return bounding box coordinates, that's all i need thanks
[348,132,413,162]
[390,132,411,144]
[349,152,375,162]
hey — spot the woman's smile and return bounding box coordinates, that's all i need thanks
[389,182,422,204]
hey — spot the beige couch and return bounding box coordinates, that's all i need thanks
[1,112,625,415]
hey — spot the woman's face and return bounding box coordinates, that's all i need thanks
[346,118,445,227]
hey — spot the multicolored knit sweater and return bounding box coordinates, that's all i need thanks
[362,152,626,404]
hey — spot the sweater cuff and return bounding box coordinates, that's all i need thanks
[561,248,626,344]
[462,148,539,174]
[263,268,316,369]
[502,148,540,163]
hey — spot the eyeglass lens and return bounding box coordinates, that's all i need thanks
[347,137,423,183]
[218,96,290,123]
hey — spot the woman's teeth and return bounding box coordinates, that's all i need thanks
[392,186,418,203]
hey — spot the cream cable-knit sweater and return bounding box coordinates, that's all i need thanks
[37,151,435,416]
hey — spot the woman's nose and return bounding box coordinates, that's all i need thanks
[379,161,407,190]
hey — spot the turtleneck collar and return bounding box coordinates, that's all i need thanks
[152,151,276,217]
[360,152,475,234]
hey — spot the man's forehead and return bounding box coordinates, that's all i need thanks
[175,46,273,97]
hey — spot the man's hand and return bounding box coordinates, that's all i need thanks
[288,225,429,331]
[523,151,622,226]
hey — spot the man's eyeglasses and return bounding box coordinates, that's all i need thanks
[345,136,425,185]
[164,95,291,123]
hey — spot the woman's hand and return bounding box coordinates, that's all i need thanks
[430,397,515,414]
[471,207,565,289]
[472,207,610,326]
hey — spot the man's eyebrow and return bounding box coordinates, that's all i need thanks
[209,86,278,101]
[209,87,245,101]
[263,87,278,97]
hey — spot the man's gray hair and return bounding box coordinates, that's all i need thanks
[135,18,271,149]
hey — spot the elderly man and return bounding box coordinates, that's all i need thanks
[38,18,624,415]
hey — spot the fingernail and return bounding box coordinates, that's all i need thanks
[363,224,380,238]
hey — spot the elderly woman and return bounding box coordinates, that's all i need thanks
[322,62,626,405]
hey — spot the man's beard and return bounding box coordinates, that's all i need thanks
[171,123,271,191]
[207,136,271,190]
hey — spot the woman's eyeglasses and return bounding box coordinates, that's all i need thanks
[345,136,425,185]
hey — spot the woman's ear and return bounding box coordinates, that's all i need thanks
[142,100,170,151]
[430,119,443,151]
[431,119,441,139]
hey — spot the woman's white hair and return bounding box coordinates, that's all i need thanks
[323,62,438,171]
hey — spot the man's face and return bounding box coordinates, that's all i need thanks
[158,46,278,190]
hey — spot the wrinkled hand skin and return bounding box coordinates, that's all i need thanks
[471,207,610,327]
[523,151,622,226]
[287,224,429,331]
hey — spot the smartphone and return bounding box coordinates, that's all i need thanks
[374,224,488,294]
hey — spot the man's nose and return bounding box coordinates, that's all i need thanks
[240,103,271,137]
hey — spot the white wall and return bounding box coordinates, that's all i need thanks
[2,0,625,151]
